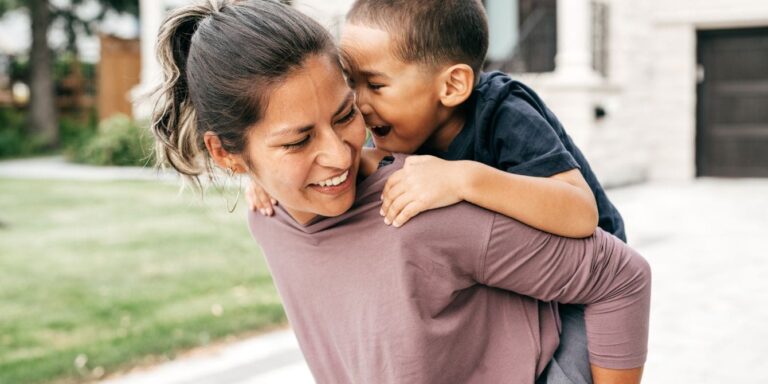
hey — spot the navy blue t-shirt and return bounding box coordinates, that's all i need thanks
[419,71,626,242]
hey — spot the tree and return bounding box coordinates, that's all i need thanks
[29,0,57,147]
[0,0,138,148]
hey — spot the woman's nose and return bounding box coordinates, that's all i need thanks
[316,127,352,170]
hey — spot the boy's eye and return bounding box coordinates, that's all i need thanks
[367,82,384,90]
[282,135,311,150]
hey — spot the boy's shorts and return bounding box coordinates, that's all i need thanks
[536,304,593,384]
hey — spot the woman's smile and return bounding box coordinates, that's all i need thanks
[309,169,353,195]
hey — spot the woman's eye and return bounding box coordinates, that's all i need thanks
[282,136,310,150]
[336,106,358,125]
[367,83,384,90]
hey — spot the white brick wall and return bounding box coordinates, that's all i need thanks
[291,0,354,39]
[537,0,768,183]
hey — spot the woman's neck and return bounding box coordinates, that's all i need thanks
[359,147,392,177]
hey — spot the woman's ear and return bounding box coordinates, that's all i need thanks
[204,132,247,173]
[438,64,474,108]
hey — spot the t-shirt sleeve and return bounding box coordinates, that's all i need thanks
[477,214,651,369]
[491,98,580,177]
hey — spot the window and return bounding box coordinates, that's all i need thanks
[485,0,609,77]
[591,1,609,77]
[484,0,557,73]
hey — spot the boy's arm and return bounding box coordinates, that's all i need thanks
[460,160,598,238]
[381,155,598,238]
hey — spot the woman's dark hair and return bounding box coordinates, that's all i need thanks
[152,0,337,187]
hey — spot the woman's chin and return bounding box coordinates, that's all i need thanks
[318,194,356,218]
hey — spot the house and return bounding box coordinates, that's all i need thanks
[136,0,768,184]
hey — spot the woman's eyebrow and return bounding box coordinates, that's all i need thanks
[334,91,355,117]
[270,92,355,139]
[271,124,314,139]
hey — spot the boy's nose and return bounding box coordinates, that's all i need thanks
[354,88,374,116]
[357,102,374,117]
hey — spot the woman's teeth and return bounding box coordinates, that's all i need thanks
[316,170,349,187]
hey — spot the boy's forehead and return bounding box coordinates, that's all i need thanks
[340,23,399,73]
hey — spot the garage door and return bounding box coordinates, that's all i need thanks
[697,27,768,177]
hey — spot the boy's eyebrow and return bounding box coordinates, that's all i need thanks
[358,69,390,79]
[339,49,389,79]
[270,92,355,139]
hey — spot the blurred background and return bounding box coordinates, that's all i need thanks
[0,0,766,383]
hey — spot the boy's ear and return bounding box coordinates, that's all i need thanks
[437,64,474,108]
[204,132,248,173]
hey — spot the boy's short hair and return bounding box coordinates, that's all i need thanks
[347,0,489,76]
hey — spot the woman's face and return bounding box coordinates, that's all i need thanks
[243,54,367,224]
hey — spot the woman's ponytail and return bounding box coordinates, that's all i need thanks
[151,1,221,184]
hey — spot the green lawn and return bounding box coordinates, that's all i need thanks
[0,178,285,384]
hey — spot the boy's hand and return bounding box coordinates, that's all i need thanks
[246,179,277,216]
[381,155,464,227]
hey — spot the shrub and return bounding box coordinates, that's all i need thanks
[70,114,154,167]
[60,114,98,154]
[0,107,45,159]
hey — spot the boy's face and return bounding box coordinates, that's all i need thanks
[340,23,444,154]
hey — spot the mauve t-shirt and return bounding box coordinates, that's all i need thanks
[248,154,650,384]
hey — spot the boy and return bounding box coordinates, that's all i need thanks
[250,0,638,383]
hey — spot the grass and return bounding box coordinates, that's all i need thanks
[0,178,286,384]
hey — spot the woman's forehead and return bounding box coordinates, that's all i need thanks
[259,56,350,132]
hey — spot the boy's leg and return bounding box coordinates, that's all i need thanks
[540,303,593,384]
[535,357,574,384]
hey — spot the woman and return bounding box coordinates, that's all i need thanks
[151,1,651,383]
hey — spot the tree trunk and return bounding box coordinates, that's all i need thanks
[29,0,58,147]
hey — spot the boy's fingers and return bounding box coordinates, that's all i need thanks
[381,182,406,213]
[380,183,407,216]
[245,184,259,211]
[260,196,275,216]
[382,170,403,199]
[392,201,424,228]
[384,193,410,225]
[252,189,275,216]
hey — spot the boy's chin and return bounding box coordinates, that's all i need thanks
[372,139,418,155]
[372,136,401,152]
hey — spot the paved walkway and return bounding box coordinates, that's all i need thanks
[613,178,768,384]
[5,157,766,384]
[0,156,177,181]
[100,330,313,384]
